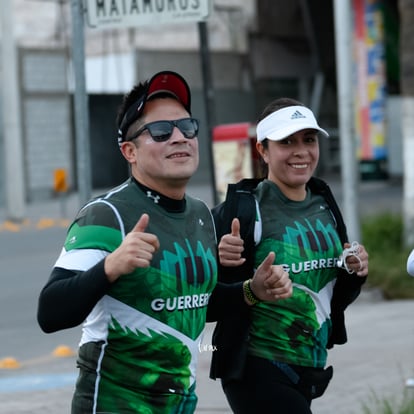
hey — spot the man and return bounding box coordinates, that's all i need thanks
[37,70,292,414]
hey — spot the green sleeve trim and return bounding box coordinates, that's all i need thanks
[64,222,122,252]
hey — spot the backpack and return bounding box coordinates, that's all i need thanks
[210,177,365,383]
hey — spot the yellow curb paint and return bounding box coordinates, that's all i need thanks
[0,357,21,369]
[37,218,57,229]
[0,217,69,231]
[3,221,20,232]
[59,219,71,227]
[52,345,75,358]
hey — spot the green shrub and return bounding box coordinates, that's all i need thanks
[361,213,414,299]
[360,388,414,414]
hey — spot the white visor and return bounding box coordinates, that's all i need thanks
[256,106,329,142]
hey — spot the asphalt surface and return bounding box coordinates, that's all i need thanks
[0,176,413,414]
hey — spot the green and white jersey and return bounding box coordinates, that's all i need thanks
[248,180,343,368]
[55,178,217,413]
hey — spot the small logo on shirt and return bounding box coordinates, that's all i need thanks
[146,191,160,204]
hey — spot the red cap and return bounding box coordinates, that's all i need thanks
[147,71,191,112]
[118,70,191,144]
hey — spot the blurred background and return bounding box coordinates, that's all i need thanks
[0,0,404,211]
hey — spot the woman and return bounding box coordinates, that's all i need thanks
[210,98,369,413]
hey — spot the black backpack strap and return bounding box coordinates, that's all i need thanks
[308,177,349,244]
[214,178,261,226]
[212,178,263,283]
[210,178,262,382]
[308,177,365,349]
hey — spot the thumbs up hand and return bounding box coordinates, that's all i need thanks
[248,252,292,303]
[104,213,160,282]
[218,218,246,267]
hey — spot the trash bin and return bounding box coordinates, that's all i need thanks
[212,122,257,202]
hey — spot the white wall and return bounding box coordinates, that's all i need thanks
[21,49,73,200]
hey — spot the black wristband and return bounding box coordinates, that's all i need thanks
[243,279,261,305]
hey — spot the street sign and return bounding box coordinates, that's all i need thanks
[85,0,211,29]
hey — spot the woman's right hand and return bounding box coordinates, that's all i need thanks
[218,218,246,267]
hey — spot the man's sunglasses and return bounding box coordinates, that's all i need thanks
[126,118,199,142]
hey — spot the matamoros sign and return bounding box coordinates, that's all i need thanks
[85,0,211,29]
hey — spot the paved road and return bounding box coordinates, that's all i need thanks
[0,177,413,413]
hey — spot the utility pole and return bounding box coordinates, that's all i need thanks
[333,0,360,242]
[198,21,218,206]
[1,0,25,221]
[71,0,92,207]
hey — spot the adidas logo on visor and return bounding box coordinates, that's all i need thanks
[291,110,306,119]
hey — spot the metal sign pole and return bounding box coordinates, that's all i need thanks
[1,0,25,221]
[333,0,360,241]
[198,21,218,206]
[71,0,92,207]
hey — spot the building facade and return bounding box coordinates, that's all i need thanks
[0,0,402,210]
